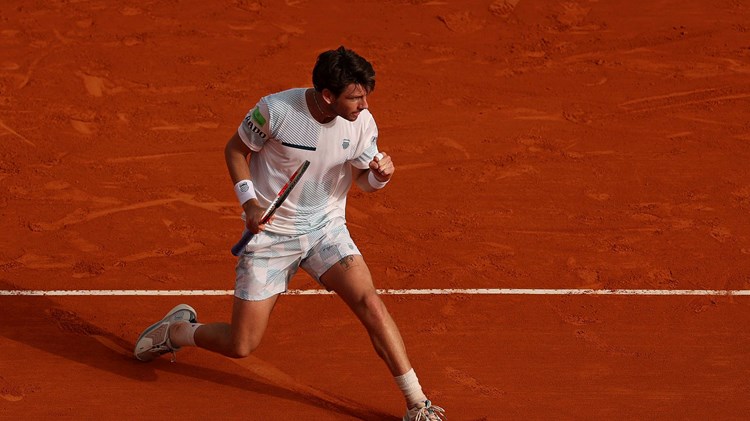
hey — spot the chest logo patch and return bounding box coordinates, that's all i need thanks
[342,139,350,150]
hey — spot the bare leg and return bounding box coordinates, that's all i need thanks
[179,295,279,358]
[320,254,412,376]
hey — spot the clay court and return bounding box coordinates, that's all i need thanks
[2,0,750,419]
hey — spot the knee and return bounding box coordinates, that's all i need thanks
[226,336,261,359]
[360,293,390,327]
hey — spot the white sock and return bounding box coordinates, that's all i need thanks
[394,368,428,408]
[170,322,202,347]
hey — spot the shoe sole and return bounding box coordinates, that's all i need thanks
[134,304,197,361]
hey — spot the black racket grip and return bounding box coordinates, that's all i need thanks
[231,230,254,256]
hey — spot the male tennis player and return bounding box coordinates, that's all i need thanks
[134,46,446,421]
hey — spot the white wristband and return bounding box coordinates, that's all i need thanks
[234,179,257,205]
[368,170,389,190]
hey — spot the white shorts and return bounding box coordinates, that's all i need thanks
[234,220,361,301]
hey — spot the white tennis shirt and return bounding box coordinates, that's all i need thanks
[237,88,379,235]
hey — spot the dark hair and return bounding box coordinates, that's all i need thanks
[312,46,375,96]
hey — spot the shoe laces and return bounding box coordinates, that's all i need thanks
[412,400,446,421]
[165,337,179,362]
[150,339,179,362]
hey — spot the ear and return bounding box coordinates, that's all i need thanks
[321,88,335,104]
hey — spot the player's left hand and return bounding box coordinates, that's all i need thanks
[370,152,394,182]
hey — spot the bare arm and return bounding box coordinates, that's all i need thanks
[224,131,267,233]
[225,132,253,183]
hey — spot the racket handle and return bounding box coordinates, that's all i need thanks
[231,230,254,256]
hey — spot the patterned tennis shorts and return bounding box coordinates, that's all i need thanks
[234,222,361,301]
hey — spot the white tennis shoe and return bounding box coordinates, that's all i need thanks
[134,304,197,362]
[403,400,447,421]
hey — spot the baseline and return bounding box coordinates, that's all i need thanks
[1,288,750,296]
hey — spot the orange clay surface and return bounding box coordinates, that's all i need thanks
[2,1,750,419]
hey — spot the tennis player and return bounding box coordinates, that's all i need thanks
[134,46,446,421]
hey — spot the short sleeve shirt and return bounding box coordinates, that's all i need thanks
[237,88,379,235]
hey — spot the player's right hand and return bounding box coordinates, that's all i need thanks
[242,200,269,234]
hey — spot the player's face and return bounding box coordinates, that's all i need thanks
[331,83,369,121]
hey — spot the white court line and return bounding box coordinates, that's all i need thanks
[1,289,749,296]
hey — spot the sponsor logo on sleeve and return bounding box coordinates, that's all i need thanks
[244,114,267,139]
[251,107,266,126]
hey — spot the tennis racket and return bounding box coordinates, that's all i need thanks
[230,160,310,256]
